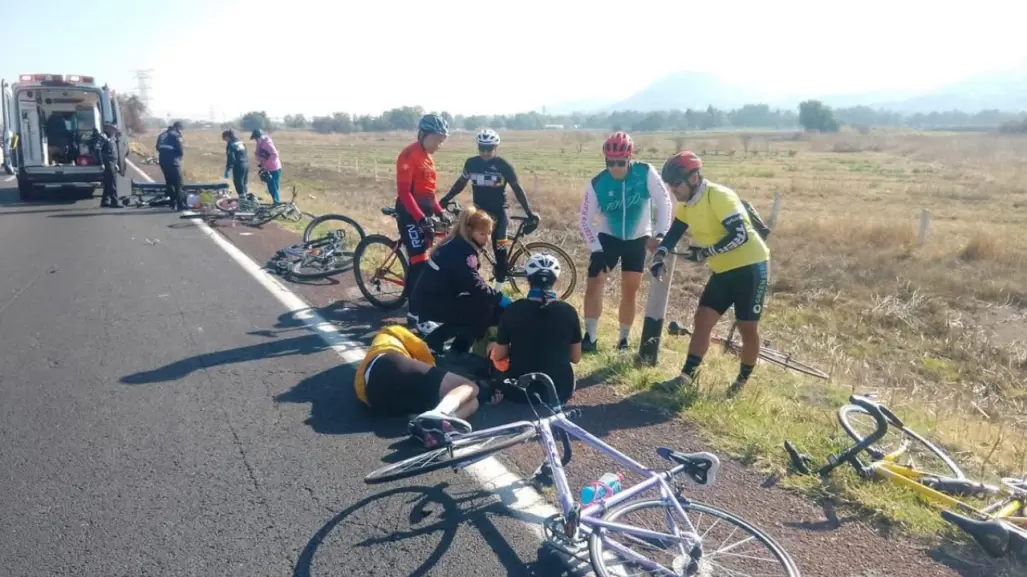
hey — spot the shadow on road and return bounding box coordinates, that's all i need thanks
[119,333,333,385]
[295,482,577,577]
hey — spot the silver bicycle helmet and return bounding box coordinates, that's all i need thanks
[476,129,501,146]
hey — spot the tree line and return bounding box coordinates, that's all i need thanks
[240,102,1027,135]
[119,94,1027,137]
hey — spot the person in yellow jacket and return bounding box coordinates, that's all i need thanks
[355,324,502,448]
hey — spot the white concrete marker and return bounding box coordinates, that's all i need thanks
[125,159,584,569]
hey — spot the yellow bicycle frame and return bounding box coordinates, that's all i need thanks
[869,460,1026,525]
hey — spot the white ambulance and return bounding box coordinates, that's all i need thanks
[1,74,127,200]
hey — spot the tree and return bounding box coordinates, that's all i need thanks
[284,114,308,129]
[240,111,272,132]
[798,100,840,132]
[119,94,147,136]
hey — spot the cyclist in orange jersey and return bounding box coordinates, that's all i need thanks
[395,114,449,331]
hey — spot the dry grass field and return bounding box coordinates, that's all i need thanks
[146,127,1027,538]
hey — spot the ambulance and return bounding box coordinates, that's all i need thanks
[1,74,127,200]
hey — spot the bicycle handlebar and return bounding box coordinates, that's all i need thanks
[504,372,563,414]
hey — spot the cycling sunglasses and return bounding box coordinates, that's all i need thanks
[605,159,627,168]
[478,144,497,154]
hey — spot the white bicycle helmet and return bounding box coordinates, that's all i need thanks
[476,129,501,146]
[525,253,560,288]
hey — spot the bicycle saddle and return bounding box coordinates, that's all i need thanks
[658,448,720,486]
[940,510,1015,558]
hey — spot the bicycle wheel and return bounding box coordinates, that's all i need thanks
[288,252,351,280]
[838,404,964,479]
[588,499,800,577]
[364,423,537,484]
[756,345,830,380]
[353,234,409,310]
[507,241,578,300]
[302,213,367,251]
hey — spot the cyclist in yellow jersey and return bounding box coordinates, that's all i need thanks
[650,151,771,395]
[355,325,503,448]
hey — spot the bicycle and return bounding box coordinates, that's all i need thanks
[352,201,578,310]
[666,320,829,380]
[365,372,802,576]
[181,185,305,227]
[783,394,1027,559]
[265,230,357,281]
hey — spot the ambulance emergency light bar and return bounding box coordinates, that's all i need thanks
[17,74,96,85]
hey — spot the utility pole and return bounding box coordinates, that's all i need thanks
[132,69,155,120]
[636,192,781,367]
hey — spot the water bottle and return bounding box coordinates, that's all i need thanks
[580,472,624,505]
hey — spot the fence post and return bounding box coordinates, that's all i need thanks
[918,208,930,246]
[533,172,539,195]
[637,253,676,367]
[769,191,781,228]
[373,158,378,182]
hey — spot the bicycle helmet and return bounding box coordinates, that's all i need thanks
[602,131,633,158]
[250,129,263,140]
[418,114,449,136]
[660,151,703,185]
[525,253,561,289]
[476,129,501,146]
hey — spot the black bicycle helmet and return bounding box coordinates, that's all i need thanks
[250,128,263,140]
[418,114,449,136]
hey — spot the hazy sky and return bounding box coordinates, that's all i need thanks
[3,0,1026,119]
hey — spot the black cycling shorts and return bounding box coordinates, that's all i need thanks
[698,260,768,322]
[395,200,435,266]
[588,233,649,277]
[364,352,445,416]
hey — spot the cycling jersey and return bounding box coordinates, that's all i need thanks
[396,141,442,221]
[579,161,672,252]
[354,325,436,407]
[669,180,770,274]
[442,155,529,213]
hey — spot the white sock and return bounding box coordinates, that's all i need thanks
[585,318,598,341]
[619,325,630,342]
[434,394,461,416]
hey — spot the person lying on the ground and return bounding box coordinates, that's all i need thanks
[415,205,512,354]
[354,324,503,448]
[488,253,582,406]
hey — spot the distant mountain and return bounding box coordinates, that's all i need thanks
[865,69,1027,113]
[604,72,766,112]
[573,67,1027,115]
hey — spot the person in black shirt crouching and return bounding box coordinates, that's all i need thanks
[489,253,582,405]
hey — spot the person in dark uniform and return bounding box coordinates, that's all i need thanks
[439,129,539,290]
[96,122,122,209]
[156,121,185,210]
[222,129,249,199]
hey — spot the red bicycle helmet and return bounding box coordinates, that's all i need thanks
[661,151,703,184]
[602,131,634,158]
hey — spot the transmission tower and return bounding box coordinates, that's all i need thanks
[133,69,154,110]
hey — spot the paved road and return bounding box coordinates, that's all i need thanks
[0,175,566,577]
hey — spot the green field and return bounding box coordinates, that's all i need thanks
[146,126,1027,540]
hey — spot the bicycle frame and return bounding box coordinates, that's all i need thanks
[453,410,708,573]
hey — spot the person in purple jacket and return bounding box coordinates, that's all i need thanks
[250,129,282,204]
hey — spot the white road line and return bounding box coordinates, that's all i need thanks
[125,159,585,570]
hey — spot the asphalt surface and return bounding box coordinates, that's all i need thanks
[0,174,566,577]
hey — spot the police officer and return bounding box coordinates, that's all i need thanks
[156,121,185,210]
[97,122,122,208]
[222,129,249,199]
